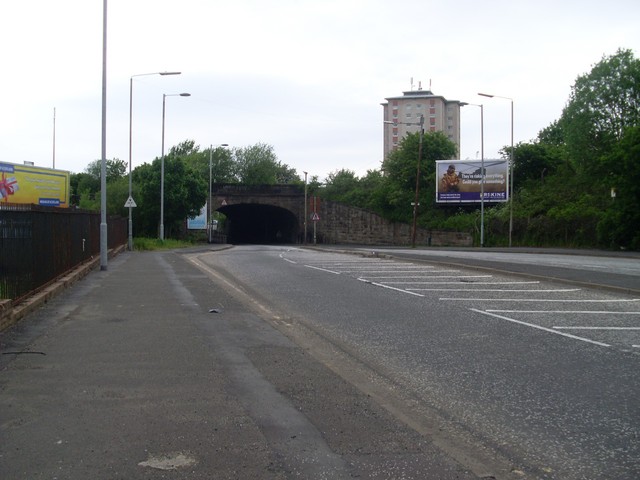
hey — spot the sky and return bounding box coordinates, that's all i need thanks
[1,0,639,181]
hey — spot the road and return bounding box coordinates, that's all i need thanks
[190,245,640,479]
[2,245,639,479]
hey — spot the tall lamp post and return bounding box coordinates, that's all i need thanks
[160,92,190,240]
[303,171,308,244]
[209,143,229,243]
[478,93,514,247]
[384,114,424,248]
[461,102,485,246]
[128,71,181,250]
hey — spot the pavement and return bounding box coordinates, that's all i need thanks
[0,246,482,480]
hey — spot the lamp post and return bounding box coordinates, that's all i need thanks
[100,0,107,270]
[303,171,308,244]
[209,143,229,243]
[461,102,485,246]
[160,92,190,240]
[384,114,424,248]
[478,93,514,247]
[128,71,181,250]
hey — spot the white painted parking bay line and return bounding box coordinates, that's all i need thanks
[385,281,540,285]
[410,288,580,292]
[305,265,341,275]
[367,275,491,280]
[554,326,640,330]
[442,298,640,302]
[488,310,640,314]
[358,278,424,297]
[470,309,611,347]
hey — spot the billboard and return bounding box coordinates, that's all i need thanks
[436,159,508,203]
[0,162,70,207]
[187,205,207,230]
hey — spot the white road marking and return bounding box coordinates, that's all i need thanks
[357,278,424,297]
[553,326,640,330]
[442,298,640,302]
[470,309,611,347]
[305,265,341,275]
[488,310,640,314]
[409,288,580,292]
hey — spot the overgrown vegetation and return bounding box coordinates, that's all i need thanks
[70,49,640,249]
[317,49,640,250]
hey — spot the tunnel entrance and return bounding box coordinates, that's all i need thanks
[218,203,299,244]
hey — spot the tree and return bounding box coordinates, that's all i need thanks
[597,125,640,248]
[559,49,640,175]
[381,130,457,224]
[234,143,298,184]
[132,156,207,238]
[512,141,564,189]
[85,158,127,182]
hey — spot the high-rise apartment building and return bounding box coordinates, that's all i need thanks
[381,87,463,160]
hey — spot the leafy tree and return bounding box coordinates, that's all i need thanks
[381,130,457,224]
[597,125,640,248]
[559,48,640,175]
[132,155,207,238]
[85,158,128,182]
[234,143,298,184]
[512,141,564,189]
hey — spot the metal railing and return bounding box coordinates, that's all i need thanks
[0,204,126,302]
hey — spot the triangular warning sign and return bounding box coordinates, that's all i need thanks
[221,199,228,206]
[124,196,137,208]
[311,212,320,221]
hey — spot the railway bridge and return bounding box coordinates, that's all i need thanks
[210,183,472,246]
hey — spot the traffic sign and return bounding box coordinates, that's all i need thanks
[311,212,320,221]
[124,196,137,208]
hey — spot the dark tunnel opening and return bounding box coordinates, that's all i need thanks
[218,203,299,244]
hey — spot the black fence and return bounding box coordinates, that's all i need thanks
[0,204,127,302]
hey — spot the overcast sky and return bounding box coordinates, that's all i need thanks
[1,0,639,180]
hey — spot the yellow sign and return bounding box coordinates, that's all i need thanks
[0,162,70,208]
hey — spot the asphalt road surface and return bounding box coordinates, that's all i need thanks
[2,245,639,479]
[191,245,640,479]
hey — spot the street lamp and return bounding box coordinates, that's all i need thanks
[160,92,190,240]
[128,71,181,250]
[384,114,424,248]
[209,143,229,243]
[461,102,485,246]
[303,171,308,244]
[478,93,514,247]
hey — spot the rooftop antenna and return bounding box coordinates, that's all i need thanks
[418,81,422,91]
[410,77,414,91]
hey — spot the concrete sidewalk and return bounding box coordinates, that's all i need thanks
[0,249,479,480]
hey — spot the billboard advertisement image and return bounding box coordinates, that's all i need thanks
[0,162,70,207]
[436,159,508,203]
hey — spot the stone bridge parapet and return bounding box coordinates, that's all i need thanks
[210,183,472,247]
